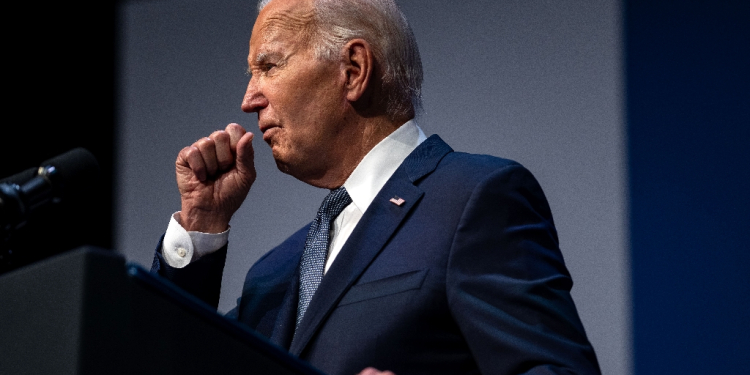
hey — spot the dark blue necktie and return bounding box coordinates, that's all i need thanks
[296,186,352,330]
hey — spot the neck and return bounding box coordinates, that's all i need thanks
[306,114,408,189]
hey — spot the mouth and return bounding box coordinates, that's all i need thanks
[258,121,276,133]
[259,124,280,144]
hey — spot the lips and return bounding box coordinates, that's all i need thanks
[258,120,276,133]
[261,125,280,144]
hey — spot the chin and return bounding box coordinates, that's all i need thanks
[272,154,306,180]
[272,156,292,174]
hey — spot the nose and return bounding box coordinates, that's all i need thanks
[241,75,268,113]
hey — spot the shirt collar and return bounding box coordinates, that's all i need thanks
[343,119,427,214]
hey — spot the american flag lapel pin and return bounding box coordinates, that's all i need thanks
[389,196,405,206]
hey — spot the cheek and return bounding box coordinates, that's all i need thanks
[271,88,317,126]
[269,70,346,148]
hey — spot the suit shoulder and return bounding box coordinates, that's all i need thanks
[448,151,521,169]
[419,150,550,215]
[436,151,530,183]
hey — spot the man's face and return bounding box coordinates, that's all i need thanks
[242,0,350,185]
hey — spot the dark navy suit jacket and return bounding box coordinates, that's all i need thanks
[153,135,601,375]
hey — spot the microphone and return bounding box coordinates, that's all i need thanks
[0,148,100,235]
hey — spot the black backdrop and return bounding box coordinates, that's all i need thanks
[1,3,115,269]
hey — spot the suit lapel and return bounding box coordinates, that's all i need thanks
[288,135,453,356]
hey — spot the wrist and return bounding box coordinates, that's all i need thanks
[178,208,230,233]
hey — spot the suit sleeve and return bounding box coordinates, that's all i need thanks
[446,164,601,375]
[151,236,228,309]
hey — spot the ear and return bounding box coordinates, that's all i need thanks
[342,38,373,102]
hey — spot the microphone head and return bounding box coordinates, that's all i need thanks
[39,147,100,200]
[1,147,104,273]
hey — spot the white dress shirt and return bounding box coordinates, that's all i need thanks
[162,120,426,272]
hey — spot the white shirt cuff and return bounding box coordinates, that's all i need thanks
[161,212,230,268]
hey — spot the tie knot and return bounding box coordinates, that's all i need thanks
[318,186,352,223]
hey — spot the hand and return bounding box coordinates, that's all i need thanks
[357,368,396,375]
[176,123,256,232]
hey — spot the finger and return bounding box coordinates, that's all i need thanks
[195,137,219,178]
[235,131,256,180]
[210,130,233,171]
[225,123,247,151]
[179,145,207,182]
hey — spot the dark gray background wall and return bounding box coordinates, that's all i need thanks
[116,1,627,374]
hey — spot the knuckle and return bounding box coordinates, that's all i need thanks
[195,138,215,152]
[177,147,190,162]
[211,130,228,141]
[182,146,199,160]
[186,148,203,165]
[213,131,231,145]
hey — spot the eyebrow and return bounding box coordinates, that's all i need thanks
[254,52,268,64]
[247,52,270,72]
[252,49,287,66]
[247,50,285,75]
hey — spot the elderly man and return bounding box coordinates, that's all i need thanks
[152,0,601,374]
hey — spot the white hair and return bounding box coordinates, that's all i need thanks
[257,0,423,119]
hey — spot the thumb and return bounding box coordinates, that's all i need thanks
[235,131,256,178]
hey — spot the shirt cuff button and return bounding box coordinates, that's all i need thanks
[177,247,187,258]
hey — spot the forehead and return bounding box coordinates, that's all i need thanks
[249,0,314,52]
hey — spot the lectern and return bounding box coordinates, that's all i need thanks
[0,247,325,375]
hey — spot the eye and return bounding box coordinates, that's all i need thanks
[262,63,276,72]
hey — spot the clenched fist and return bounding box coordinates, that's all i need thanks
[176,123,256,233]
